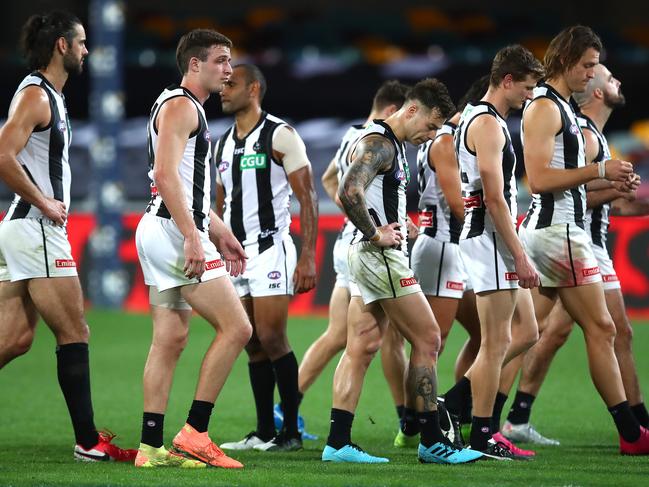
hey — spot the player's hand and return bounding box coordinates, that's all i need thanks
[604,159,633,182]
[38,197,67,225]
[293,252,316,294]
[514,253,540,289]
[215,228,248,277]
[613,173,641,193]
[406,216,419,240]
[371,222,403,248]
[183,231,205,279]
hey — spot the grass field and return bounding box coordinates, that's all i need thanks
[1,310,648,486]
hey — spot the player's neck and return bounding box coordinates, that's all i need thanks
[382,114,405,143]
[482,89,510,118]
[545,78,572,101]
[234,104,263,139]
[580,104,610,132]
[39,65,68,94]
[364,111,381,126]
[180,79,209,104]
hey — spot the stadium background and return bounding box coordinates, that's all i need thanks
[1,3,649,486]
[1,0,648,313]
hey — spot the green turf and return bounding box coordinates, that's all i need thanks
[1,310,648,486]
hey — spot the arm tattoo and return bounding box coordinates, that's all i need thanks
[407,365,438,412]
[338,135,395,237]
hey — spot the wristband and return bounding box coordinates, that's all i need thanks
[597,160,606,179]
[369,229,381,242]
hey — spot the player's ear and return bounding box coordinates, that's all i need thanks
[55,36,67,56]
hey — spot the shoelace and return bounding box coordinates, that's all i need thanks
[98,429,117,443]
[349,443,366,453]
[492,441,514,457]
[205,440,225,458]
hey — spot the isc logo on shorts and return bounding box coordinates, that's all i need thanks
[205,259,224,270]
[582,267,600,277]
[400,277,418,287]
[505,272,518,281]
[55,259,76,268]
[446,281,464,291]
[240,154,267,170]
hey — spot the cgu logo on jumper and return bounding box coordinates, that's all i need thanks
[240,154,267,170]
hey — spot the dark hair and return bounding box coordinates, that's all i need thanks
[372,80,409,112]
[490,44,545,87]
[405,78,455,120]
[458,74,490,112]
[544,25,602,80]
[234,64,267,102]
[20,11,81,71]
[176,29,232,75]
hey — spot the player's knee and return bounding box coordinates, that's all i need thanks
[4,330,35,359]
[232,321,254,349]
[589,316,617,344]
[614,319,633,349]
[156,327,189,355]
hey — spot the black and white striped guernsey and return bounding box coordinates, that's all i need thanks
[416,121,462,243]
[2,72,71,221]
[214,112,292,253]
[455,102,518,239]
[578,114,612,248]
[349,120,410,254]
[521,83,586,230]
[146,85,212,232]
[334,124,365,239]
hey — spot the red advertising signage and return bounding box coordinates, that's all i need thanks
[66,213,649,317]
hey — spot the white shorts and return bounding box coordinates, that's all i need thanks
[411,234,467,299]
[0,218,78,282]
[591,243,620,290]
[348,241,421,305]
[459,231,518,294]
[136,213,227,293]
[333,228,355,289]
[520,223,602,288]
[232,235,297,297]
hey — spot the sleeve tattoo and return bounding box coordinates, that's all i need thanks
[338,135,395,238]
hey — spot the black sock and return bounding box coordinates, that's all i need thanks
[297,390,304,409]
[507,390,536,425]
[491,392,508,433]
[609,401,641,442]
[327,408,354,449]
[396,405,405,422]
[56,343,99,450]
[186,400,214,433]
[400,407,419,436]
[418,411,445,447]
[141,412,164,448]
[470,416,492,451]
[437,401,451,432]
[249,360,276,440]
[272,351,300,437]
[631,403,649,428]
[444,376,471,417]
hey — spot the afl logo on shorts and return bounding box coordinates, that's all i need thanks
[268,271,282,280]
[218,161,230,172]
[395,170,406,181]
[569,124,580,135]
[58,120,67,132]
[204,130,211,142]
